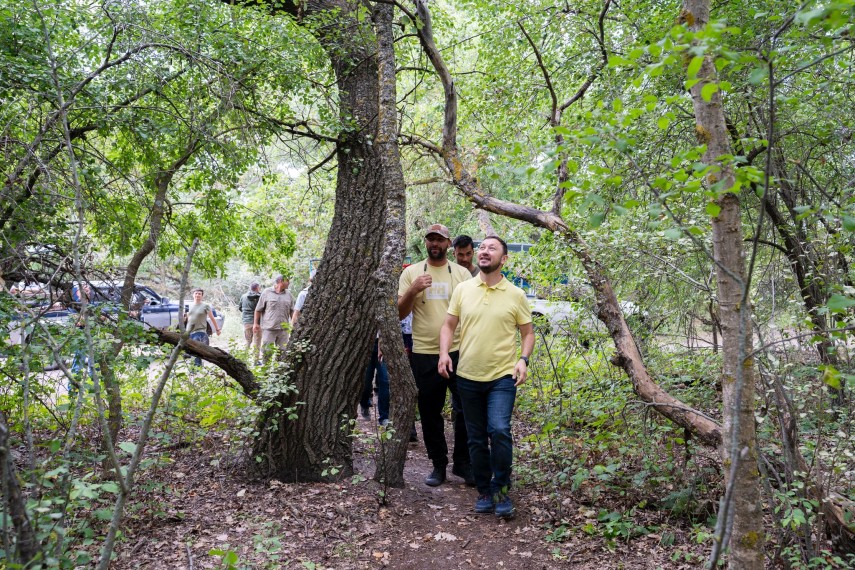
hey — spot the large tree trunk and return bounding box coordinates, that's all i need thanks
[682,0,764,567]
[249,0,392,482]
[371,2,418,487]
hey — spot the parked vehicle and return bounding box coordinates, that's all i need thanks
[528,295,646,337]
[6,282,225,345]
[7,302,75,346]
[88,281,225,331]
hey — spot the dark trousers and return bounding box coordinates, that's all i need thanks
[457,375,517,495]
[409,351,470,469]
[360,339,390,423]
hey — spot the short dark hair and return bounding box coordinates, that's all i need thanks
[481,235,508,255]
[193,288,204,294]
[453,235,474,249]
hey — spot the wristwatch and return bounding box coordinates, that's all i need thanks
[519,355,529,365]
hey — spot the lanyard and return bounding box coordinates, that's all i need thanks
[422,263,451,303]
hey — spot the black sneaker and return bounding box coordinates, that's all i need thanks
[409,426,418,442]
[424,466,446,487]
[474,494,494,514]
[494,493,515,519]
[451,464,476,487]
[360,405,371,420]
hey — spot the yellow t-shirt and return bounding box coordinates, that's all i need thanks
[447,276,532,382]
[399,261,473,354]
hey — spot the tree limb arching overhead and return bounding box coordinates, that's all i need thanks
[404,0,722,448]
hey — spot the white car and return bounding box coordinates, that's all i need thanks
[528,295,646,337]
[7,303,75,346]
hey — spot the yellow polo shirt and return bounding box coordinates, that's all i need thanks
[447,276,532,382]
[399,261,473,354]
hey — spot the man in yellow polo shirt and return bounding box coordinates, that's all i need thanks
[438,236,534,519]
[399,223,474,487]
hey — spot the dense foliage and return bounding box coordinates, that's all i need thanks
[1,0,853,568]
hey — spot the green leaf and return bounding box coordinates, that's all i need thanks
[748,67,768,85]
[821,367,841,390]
[842,216,855,231]
[706,202,721,217]
[827,295,855,313]
[628,47,645,60]
[589,212,606,228]
[612,98,623,112]
[657,116,671,130]
[687,56,704,79]
[118,442,137,455]
[608,55,634,67]
[664,228,682,240]
[701,82,719,102]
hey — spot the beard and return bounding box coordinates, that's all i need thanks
[478,257,501,274]
[428,245,448,261]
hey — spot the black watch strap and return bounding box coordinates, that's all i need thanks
[520,355,529,365]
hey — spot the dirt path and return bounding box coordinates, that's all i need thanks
[112,410,697,569]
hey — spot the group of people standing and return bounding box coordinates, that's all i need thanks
[234,225,534,518]
[237,275,311,363]
[400,224,534,519]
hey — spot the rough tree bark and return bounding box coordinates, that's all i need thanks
[236,0,405,482]
[371,1,418,487]
[681,0,764,566]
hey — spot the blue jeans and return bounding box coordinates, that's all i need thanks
[361,340,390,423]
[457,375,517,495]
[189,331,209,366]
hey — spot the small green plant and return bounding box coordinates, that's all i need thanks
[210,548,242,570]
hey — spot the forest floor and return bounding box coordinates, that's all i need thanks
[107,405,711,570]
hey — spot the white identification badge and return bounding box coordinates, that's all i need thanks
[425,281,450,300]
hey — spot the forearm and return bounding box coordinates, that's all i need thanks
[439,317,457,356]
[397,293,416,319]
[520,329,534,358]
[253,310,262,326]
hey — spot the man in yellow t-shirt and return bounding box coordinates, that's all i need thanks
[399,223,474,487]
[439,236,534,519]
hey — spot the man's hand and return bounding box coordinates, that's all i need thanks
[410,274,432,293]
[512,359,528,387]
[438,353,453,378]
[253,323,260,333]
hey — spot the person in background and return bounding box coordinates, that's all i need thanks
[254,275,294,362]
[398,223,474,487]
[360,334,390,425]
[186,288,221,366]
[452,234,479,277]
[239,282,262,357]
[400,311,418,442]
[439,236,534,519]
[290,273,313,326]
